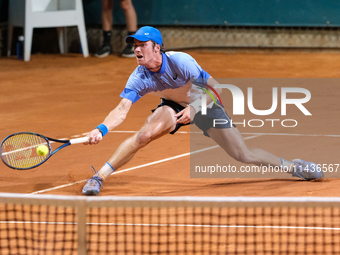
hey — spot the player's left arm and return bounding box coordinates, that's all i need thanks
[175,76,220,124]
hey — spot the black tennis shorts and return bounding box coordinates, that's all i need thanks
[153,98,236,137]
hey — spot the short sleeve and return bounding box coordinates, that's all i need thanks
[120,88,141,103]
[168,52,211,82]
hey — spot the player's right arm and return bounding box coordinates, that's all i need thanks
[86,98,133,144]
[86,67,144,145]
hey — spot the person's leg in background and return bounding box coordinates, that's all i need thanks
[95,0,114,58]
[120,0,137,57]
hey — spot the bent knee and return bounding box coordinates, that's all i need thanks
[136,131,152,147]
[120,0,132,11]
[232,151,255,164]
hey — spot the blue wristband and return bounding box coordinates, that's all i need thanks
[95,124,108,137]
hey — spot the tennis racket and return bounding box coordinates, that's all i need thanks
[0,132,89,170]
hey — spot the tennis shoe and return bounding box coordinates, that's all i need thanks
[121,44,135,58]
[94,43,112,58]
[292,159,324,180]
[82,176,103,196]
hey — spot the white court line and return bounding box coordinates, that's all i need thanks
[29,129,340,195]
[2,144,41,156]
[108,130,190,134]
[107,130,340,137]
[29,135,261,195]
[1,220,339,231]
[2,140,59,156]
[241,132,340,138]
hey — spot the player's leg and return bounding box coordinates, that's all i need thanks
[207,126,323,180]
[120,0,137,57]
[95,0,114,57]
[105,105,177,172]
[82,105,177,195]
[207,126,283,168]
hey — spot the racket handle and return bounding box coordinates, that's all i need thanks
[69,137,89,145]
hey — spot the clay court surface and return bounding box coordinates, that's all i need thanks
[0,50,339,197]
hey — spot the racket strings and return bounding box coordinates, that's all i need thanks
[1,134,50,169]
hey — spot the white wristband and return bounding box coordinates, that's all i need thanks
[189,99,202,114]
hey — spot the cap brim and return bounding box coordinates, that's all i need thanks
[125,35,150,44]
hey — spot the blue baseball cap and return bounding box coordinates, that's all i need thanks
[126,26,163,45]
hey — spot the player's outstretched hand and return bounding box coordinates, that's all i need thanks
[85,129,103,145]
[175,106,194,124]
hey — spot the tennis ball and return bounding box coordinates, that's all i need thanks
[36,145,49,156]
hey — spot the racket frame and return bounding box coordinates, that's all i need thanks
[0,132,87,170]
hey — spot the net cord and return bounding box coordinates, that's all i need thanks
[1,193,340,255]
[1,193,340,208]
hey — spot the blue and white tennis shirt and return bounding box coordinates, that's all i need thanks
[120,51,211,107]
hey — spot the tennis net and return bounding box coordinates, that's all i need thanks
[0,193,340,255]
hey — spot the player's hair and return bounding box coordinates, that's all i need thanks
[152,41,166,54]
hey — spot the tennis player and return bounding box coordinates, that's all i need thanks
[82,26,323,195]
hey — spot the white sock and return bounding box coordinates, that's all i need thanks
[96,162,115,180]
[280,158,295,174]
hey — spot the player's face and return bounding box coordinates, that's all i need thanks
[133,40,159,66]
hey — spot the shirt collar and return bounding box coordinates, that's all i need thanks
[148,53,166,75]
